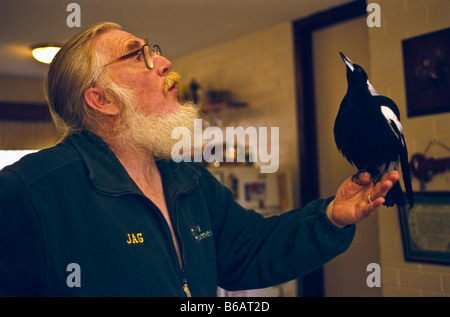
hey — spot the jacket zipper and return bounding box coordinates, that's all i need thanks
[96,184,194,296]
[152,199,192,296]
[143,190,191,297]
[172,193,192,297]
[104,189,192,297]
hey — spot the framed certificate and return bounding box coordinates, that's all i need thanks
[398,192,450,265]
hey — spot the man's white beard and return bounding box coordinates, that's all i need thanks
[117,101,201,160]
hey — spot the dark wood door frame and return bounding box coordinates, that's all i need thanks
[292,0,367,297]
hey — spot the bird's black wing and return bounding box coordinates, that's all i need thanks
[377,97,414,208]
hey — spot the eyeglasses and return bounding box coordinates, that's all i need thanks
[103,44,162,69]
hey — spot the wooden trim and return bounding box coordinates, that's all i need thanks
[0,102,51,121]
[292,0,367,297]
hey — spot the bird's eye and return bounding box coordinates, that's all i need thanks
[357,68,363,73]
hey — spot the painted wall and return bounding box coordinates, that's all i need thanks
[368,0,450,297]
[172,23,300,207]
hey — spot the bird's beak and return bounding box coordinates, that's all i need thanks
[339,52,355,72]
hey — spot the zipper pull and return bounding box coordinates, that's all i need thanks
[183,283,192,297]
[181,270,191,297]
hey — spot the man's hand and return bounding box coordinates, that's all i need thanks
[326,171,400,228]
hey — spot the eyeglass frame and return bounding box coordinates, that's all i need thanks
[102,43,162,69]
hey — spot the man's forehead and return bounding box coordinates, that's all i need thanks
[95,29,145,55]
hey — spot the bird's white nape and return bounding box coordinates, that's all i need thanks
[367,80,379,96]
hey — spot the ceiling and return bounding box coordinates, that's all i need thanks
[0,0,354,79]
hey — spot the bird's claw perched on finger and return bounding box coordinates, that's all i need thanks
[351,170,367,185]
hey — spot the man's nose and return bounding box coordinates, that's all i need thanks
[154,55,172,76]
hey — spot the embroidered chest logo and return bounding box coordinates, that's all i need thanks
[126,233,144,244]
[190,225,212,241]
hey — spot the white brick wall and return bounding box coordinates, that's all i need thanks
[173,23,300,206]
[369,0,450,297]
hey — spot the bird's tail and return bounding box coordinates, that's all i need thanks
[384,181,406,207]
[400,145,414,208]
[384,145,414,208]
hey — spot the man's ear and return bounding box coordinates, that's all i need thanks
[84,87,120,116]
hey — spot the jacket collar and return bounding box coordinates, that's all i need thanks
[68,131,200,196]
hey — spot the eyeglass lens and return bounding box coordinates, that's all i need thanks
[143,45,162,69]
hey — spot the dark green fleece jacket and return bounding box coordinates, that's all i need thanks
[0,131,355,296]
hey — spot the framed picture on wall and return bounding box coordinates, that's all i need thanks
[402,27,450,117]
[398,192,450,265]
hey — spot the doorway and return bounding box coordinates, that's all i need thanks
[293,0,381,296]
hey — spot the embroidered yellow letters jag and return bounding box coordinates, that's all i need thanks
[127,233,144,244]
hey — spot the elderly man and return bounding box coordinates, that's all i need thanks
[0,22,398,296]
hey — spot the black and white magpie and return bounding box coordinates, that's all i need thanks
[334,52,414,208]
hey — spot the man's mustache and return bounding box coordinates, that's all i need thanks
[163,72,181,95]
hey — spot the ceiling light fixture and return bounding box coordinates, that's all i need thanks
[31,44,61,64]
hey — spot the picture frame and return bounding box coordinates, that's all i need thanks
[398,192,450,265]
[402,27,450,117]
[244,181,267,203]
